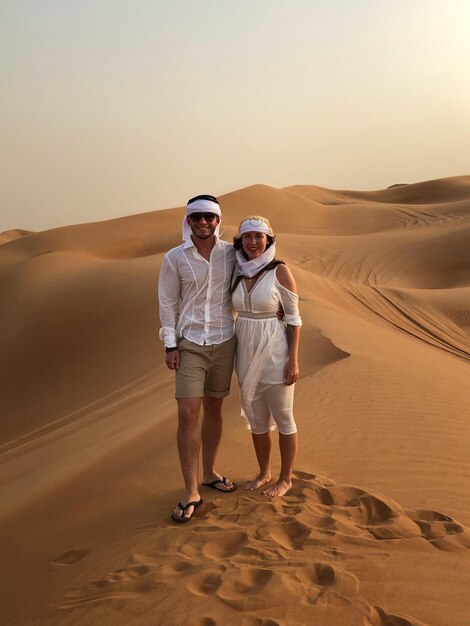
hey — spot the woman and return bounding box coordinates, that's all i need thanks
[231,216,301,497]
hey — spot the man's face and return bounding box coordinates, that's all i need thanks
[187,212,220,240]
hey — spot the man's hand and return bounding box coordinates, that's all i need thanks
[277,304,285,321]
[165,350,180,370]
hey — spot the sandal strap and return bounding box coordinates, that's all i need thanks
[178,499,201,511]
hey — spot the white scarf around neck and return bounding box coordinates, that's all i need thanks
[235,243,276,278]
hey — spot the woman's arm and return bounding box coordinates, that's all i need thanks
[276,264,301,385]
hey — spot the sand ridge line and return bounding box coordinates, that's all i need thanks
[51,549,89,566]
[297,275,470,362]
[0,368,167,456]
[344,284,470,361]
[54,471,469,624]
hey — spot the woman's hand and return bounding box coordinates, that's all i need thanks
[284,358,299,385]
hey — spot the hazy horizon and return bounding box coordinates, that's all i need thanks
[1,1,470,232]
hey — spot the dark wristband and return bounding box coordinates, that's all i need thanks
[165,346,178,353]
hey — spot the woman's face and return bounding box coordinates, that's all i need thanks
[241,231,268,260]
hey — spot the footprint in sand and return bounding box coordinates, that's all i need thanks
[293,562,360,605]
[318,485,421,540]
[59,561,152,608]
[175,527,249,560]
[281,503,303,516]
[409,509,470,551]
[366,604,431,626]
[51,549,89,565]
[186,563,226,597]
[202,530,248,559]
[160,559,194,576]
[185,619,217,626]
[95,563,150,585]
[264,517,312,550]
[216,567,277,611]
[232,544,283,565]
[217,567,273,601]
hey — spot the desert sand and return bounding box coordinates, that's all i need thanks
[1,176,469,626]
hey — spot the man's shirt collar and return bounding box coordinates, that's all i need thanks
[182,235,221,250]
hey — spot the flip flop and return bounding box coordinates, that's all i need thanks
[202,477,238,493]
[171,498,203,523]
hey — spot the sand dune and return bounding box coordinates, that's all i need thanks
[1,175,469,625]
[0,228,34,245]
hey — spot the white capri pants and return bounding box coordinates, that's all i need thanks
[242,383,297,436]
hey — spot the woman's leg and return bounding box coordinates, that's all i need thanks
[243,392,273,490]
[262,384,298,496]
[244,431,272,490]
[262,432,298,496]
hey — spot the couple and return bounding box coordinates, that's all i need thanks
[158,194,301,523]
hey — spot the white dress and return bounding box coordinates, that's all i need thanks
[232,266,302,433]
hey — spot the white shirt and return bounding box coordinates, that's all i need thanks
[158,237,236,348]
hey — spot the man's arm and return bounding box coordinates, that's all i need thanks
[158,255,181,370]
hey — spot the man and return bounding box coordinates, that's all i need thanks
[158,194,237,523]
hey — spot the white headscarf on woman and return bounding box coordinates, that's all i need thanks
[235,216,276,278]
[182,197,222,242]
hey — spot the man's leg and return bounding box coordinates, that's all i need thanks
[173,396,202,520]
[201,396,236,490]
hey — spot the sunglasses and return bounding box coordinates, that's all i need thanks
[189,212,218,223]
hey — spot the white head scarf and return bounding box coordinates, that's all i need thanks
[234,216,277,278]
[182,198,222,242]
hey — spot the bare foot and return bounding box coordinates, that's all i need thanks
[244,472,272,491]
[262,479,292,497]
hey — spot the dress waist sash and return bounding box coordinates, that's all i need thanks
[237,311,278,320]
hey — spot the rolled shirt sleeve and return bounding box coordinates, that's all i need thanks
[158,255,180,348]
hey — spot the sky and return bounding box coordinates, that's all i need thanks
[1,0,470,232]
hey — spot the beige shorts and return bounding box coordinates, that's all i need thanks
[175,335,236,399]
